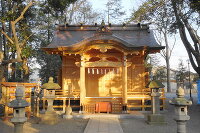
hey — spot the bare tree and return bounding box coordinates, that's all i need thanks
[171,0,200,77]
[105,0,125,24]
[64,0,100,24]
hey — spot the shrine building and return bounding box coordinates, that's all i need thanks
[42,22,165,113]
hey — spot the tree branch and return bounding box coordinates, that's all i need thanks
[11,21,22,61]
[187,50,198,73]
[0,30,14,44]
[181,16,200,52]
[13,1,33,24]
[2,58,22,65]
[21,33,33,47]
[171,0,199,59]
[160,49,166,59]
[171,0,200,76]
[169,36,176,59]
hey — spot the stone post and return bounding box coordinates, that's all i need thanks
[151,88,161,114]
[169,87,192,133]
[8,86,29,133]
[146,80,166,124]
[41,77,61,125]
[63,84,73,119]
[34,81,41,117]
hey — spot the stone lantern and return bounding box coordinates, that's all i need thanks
[169,87,192,133]
[8,86,29,133]
[146,80,166,124]
[41,77,61,125]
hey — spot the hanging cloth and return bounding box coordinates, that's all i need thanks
[97,69,99,74]
[92,68,94,74]
[88,68,90,74]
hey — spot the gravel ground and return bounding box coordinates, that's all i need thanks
[0,117,88,133]
[120,93,200,133]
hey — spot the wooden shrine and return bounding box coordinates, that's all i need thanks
[42,22,165,113]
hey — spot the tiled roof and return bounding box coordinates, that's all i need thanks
[43,24,164,51]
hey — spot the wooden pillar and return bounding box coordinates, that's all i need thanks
[80,56,86,108]
[122,55,128,105]
[62,56,68,92]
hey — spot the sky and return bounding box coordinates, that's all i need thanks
[88,0,195,72]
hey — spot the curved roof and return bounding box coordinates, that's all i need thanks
[43,24,164,51]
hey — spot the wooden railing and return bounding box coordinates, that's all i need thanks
[42,88,165,113]
[41,89,81,113]
[127,88,165,111]
[55,89,80,98]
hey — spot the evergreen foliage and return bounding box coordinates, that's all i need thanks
[176,59,187,84]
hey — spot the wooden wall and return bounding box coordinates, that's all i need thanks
[62,56,80,92]
[62,54,149,98]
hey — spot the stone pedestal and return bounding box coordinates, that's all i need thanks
[63,106,73,119]
[41,112,58,125]
[175,116,190,133]
[147,114,166,125]
[41,98,58,125]
[79,105,83,114]
[13,122,24,133]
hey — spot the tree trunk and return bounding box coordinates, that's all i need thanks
[22,59,29,82]
[11,62,16,81]
[164,32,171,92]
[0,66,4,82]
[107,8,110,24]
[0,29,2,52]
[1,0,9,81]
[171,0,200,78]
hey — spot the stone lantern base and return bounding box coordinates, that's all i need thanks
[41,111,59,125]
[147,114,166,125]
[63,106,73,119]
